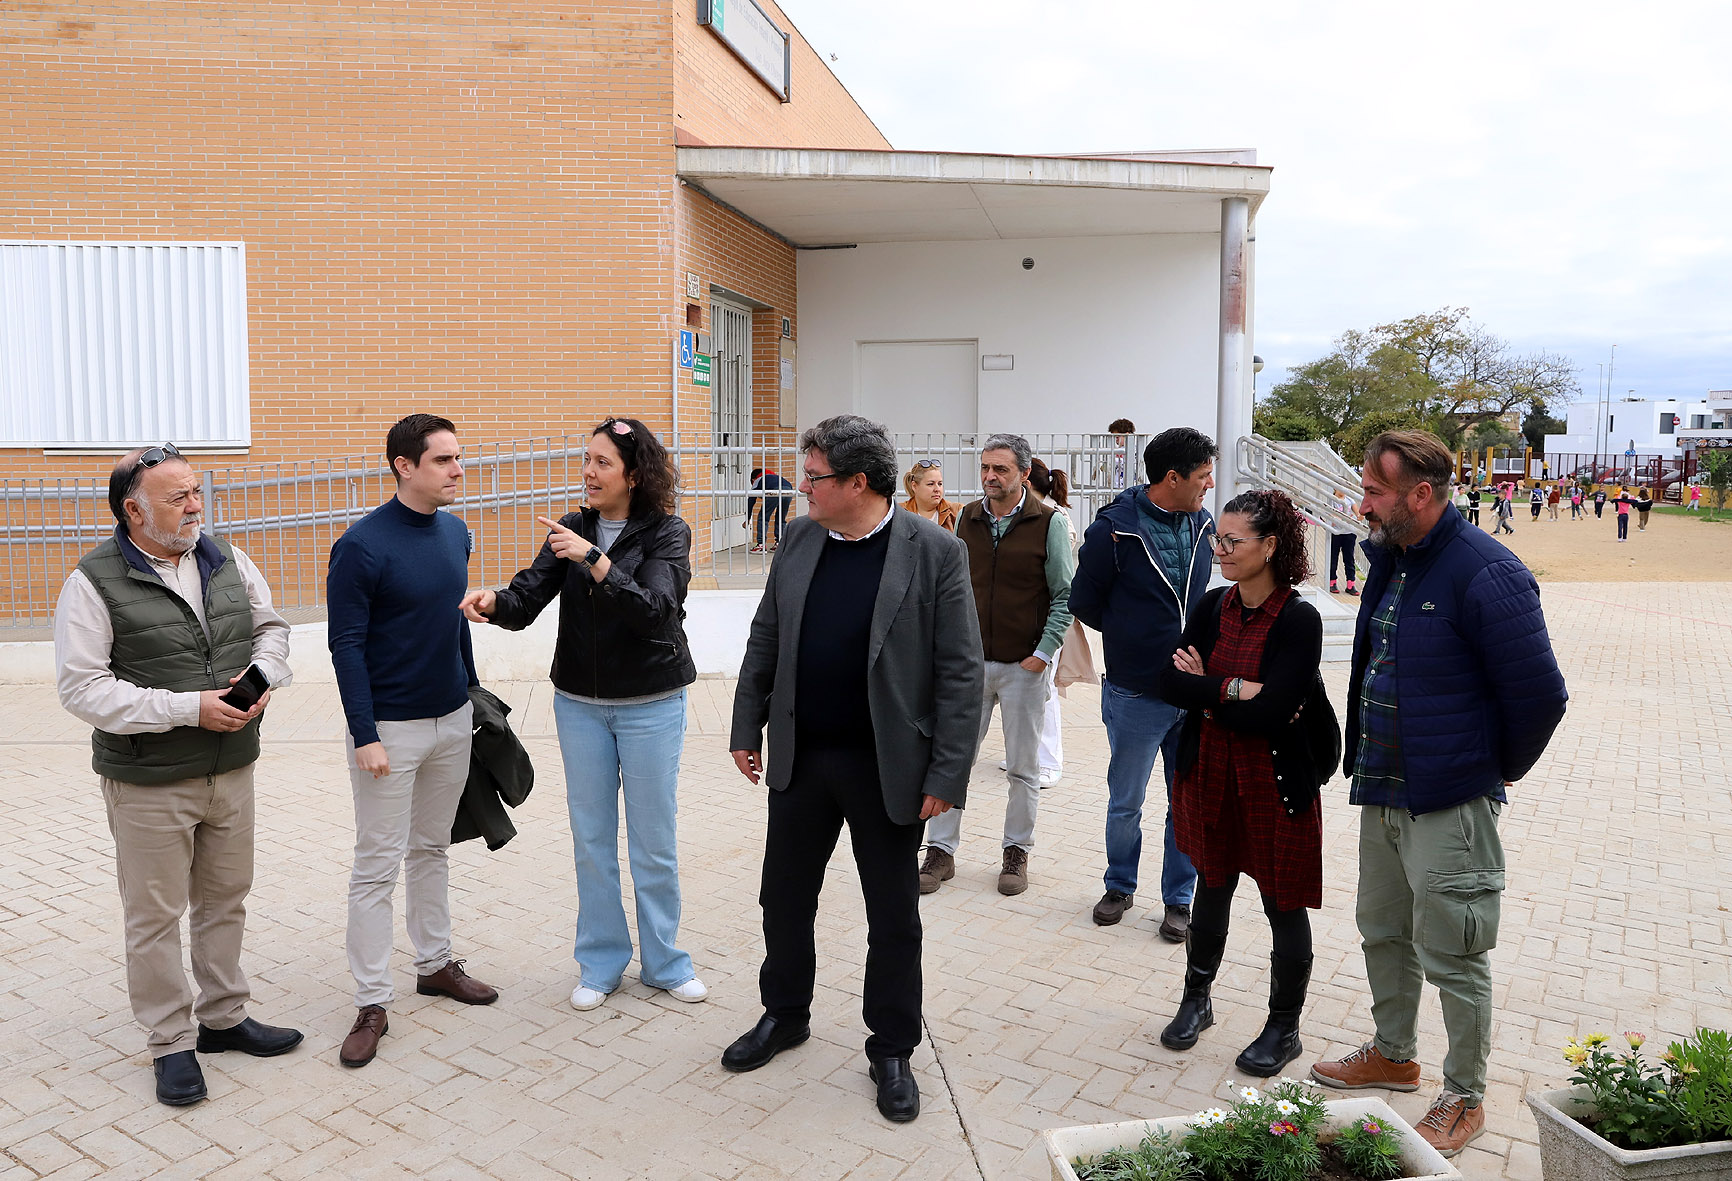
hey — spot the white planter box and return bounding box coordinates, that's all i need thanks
[1527,1086,1732,1180]
[1043,1096,1460,1181]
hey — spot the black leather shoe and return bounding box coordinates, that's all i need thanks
[196,1017,305,1058]
[154,1050,207,1106]
[721,1014,810,1073]
[869,1057,920,1122]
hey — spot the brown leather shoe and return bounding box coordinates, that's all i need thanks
[339,1005,388,1068]
[1309,1040,1423,1092]
[1415,1090,1486,1157]
[997,846,1028,896]
[918,847,955,895]
[416,958,499,1005]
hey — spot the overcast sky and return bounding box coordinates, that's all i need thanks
[778,0,1730,408]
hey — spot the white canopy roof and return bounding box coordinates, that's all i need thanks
[675,147,1271,247]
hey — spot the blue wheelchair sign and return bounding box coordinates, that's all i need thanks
[678,331,696,369]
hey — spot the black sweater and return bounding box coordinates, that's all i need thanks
[1157,586,1336,815]
[795,526,892,748]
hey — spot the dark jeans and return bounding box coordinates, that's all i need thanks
[1328,533,1357,583]
[753,497,792,546]
[759,743,923,1060]
[1618,515,1629,539]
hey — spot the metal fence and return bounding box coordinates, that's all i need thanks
[2,432,1158,631]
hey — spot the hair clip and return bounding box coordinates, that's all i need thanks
[611,420,632,435]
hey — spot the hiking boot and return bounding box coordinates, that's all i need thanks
[1415,1091,1485,1158]
[1309,1041,1422,1092]
[1092,890,1134,926]
[1158,904,1191,943]
[917,846,954,895]
[997,846,1029,896]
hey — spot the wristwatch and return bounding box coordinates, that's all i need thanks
[1226,677,1244,702]
[581,546,604,568]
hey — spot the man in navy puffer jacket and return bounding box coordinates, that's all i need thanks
[1310,431,1567,1160]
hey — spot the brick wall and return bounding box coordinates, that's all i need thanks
[672,0,892,150]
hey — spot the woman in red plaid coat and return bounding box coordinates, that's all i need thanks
[1155,489,1337,1078]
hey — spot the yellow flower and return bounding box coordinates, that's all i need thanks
[1585,1032,1610,1047]
[1564,1046,1590,1066]
[1625,1032,1646,1050]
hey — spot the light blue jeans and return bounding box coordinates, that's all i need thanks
[1099,677,1196,905]
[552,690,694,993]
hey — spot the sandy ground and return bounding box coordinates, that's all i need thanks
[1325,503,1732,586]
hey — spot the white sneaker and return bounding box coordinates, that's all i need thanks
[1038,768,1062,788]
[664,977,708,1003]
[570,984,610,1011]
[996,759,1007,771]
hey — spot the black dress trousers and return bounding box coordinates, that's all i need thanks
[758,741,925,1061]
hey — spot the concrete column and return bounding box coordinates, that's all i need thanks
[1216,196,1250,513]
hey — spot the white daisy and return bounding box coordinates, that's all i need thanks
[1239,1086,1261,1102]
[1275,1099,1298,1116]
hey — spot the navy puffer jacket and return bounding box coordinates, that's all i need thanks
[1345,506,1568,814]
[1070,486,1214,694]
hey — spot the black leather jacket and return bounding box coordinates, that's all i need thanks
[487,507,697,699]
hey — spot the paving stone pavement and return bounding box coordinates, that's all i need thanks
[3,581,1729,1180]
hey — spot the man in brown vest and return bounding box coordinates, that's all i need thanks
[920,433,1075,896]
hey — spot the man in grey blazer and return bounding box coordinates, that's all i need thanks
[726,415,984,1124]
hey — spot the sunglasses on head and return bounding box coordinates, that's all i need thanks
[912,459,942,470]
[137,443,182,469]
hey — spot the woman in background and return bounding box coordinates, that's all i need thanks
[901,459,958,531]
[461,418,706,1012]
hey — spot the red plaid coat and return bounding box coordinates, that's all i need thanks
[1172,584,1323,910]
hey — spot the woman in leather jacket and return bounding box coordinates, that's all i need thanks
[461,417,705,1012]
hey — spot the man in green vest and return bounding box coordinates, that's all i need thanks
[921,433,1075,897]
[55,444,303,1106]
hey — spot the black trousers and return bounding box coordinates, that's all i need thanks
[759,743,924,1060]
[1328,533,1356,583]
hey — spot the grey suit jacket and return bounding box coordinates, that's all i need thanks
[730,507,985,826]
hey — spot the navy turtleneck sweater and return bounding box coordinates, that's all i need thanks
[327,495,478,747]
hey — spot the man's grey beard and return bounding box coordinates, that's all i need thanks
[1366,502,1418,548]
[140,515,200,554]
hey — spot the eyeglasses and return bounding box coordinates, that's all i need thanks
[804,471,845,485]
[912,460,942,470]
[1210,533,1268,554]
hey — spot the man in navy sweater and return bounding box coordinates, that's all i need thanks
[327,414,498,1069]
[1310,431,1567,1159]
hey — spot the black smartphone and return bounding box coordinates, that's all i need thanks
[221,663,271,710]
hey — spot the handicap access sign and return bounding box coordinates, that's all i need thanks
[678,330,696,369]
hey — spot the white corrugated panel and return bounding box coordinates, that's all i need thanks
[0,242,250,448]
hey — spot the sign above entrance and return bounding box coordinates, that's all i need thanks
[698,0,790,102]
[693,353,712,388]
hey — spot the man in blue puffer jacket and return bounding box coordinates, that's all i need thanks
[1070,427,1217,943]
[1310,430,1567,1160]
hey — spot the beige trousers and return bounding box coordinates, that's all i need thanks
[100,765,255,1058]
[345,703,473,1008]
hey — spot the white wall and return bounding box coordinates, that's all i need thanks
[1547,398,1708,455]
[795,234,1226,438]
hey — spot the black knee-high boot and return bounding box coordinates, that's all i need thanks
[1235,953,1312,1076]
[1159,928,1228,1051]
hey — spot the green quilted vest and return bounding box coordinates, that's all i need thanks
[76,533,262,784]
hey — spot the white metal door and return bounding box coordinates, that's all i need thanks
[711,299,753,552]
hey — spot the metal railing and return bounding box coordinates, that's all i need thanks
[2,431,1152,629]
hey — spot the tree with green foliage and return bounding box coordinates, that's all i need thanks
[1254,309,1578,454]
[1522,396,1568,454]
